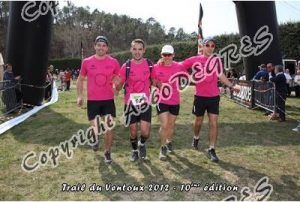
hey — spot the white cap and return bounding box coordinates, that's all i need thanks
[161,45,174,54]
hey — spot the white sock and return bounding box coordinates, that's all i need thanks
[193,136,200,140]
[209,145,215,150]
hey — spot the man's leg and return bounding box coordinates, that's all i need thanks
[140,120,151,159]
[89,119,100,151]
[207,113,219,162]
[192,96,205,150]
[278,93,286,121]
[129,122,139,161]
[140,120,151,139]
[104,128,113,153]
[101,100,116,164]
[129,123,138,148]
[103,127,113,164]
[192,116,204,150]
[207,113,218,149]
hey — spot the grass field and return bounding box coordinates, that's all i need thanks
[0,84,299,200]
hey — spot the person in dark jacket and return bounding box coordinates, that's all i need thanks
[253,64,269,81]
[2,63,22,112]
[267,63,276,79]
[270,65,287,122]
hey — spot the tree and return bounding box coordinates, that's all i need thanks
[0,1,9,56]
[176,28,188,41]
[166,27,176,42]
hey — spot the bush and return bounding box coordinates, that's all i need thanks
[111,41,198,65]
[48,58,82,71]
[48,38,244,73]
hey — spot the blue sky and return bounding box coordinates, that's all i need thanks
[60,0,300,36]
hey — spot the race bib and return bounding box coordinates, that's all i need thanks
[130,93,147,106]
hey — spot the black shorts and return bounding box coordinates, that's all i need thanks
[192,96,220,116]
[156,103,180,116]
[87,100,116,121]
[124,104,152,125]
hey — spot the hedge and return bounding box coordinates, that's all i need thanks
[49,39,243,74]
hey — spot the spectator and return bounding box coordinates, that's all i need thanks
[64,69,71,91]
[3,63,21,81]
[59,70,65,91]
[75,69,80,80]
[55,69,59,76]
[71,69,76,80]
[294,70,300,97]
[0,52,4,81]
[226,70,231,78]
[45,66,53,100]
[253,64,269,81]
[284,69,292,96]
[230,68,239,79]
[270,65,287,122]
[2,63,22,112]
[239,69,246,80]
[267,63,276,80]
[226,69,238,79]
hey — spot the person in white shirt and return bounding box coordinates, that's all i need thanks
[0,52,4,81]
[284,69,292,96]
[239,75,246,80]
[294,70,300,97]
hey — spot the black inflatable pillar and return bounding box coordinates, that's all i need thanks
[235,1,282,80]
[5,1,27,78]
[6,1,53,105]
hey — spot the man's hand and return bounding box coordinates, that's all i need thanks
[113,88,119,96]
[153,79,162,89]
[112,75,122,86]
[157,58,164,65]
[77,96,84,107]
[231,84,241,93]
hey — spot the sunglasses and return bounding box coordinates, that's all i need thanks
[162,53,173,57]
[205,44,215,48]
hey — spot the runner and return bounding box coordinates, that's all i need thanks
[76,35,120,164]
[181,37,239,162]
[152,45,184,161]
[116,39,153,161]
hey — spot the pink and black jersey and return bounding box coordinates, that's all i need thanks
[152,62,185,105]
[119,59,152,105]
[182,55,220,97]
[80,55,120,101]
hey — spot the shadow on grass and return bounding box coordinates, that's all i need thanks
[5,102,300,149]
[218,161,300,200]
[6,108,87,146]
[97,158,142,200]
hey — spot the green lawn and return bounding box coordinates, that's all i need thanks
[0,85,299,200]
